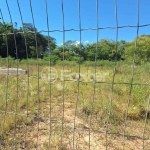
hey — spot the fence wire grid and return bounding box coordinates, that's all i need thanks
[0,0,150,150]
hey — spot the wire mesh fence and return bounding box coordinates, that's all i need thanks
[0,0,150,149]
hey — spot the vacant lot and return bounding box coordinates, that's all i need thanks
[0,61,150,149]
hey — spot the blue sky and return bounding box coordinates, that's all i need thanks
[1,0,150,46]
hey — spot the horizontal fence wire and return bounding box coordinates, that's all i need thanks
[1,24,150,36]
[0,109,149,141]
[0,24,150,35]
[0,0,150,149]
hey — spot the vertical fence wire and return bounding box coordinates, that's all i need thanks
[88,0,99,149]
[16,0,30,148]
[43,0,52,149]
[28,0,40,149]
[122,0,140,149]
[105,0,119,149]
[5,0,19,149]
[73,0,82,148]
[60,0,65,148]
[0,8,9,149]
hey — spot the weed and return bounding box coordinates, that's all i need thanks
[0,59,150,149]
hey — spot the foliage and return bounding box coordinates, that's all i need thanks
[125,35,150,64]
[0,22,56,59]
[1,22,150,64]
[0,62,150,149]
[51,39,125,62]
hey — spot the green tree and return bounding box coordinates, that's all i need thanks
[0,22,56,59]
[125,35,150,64]
[52,40,84,61]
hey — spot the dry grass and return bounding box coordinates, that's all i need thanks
[0,62,150,149]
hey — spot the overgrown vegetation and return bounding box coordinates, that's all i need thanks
[1,22,150,65]
[0,22,56,59]
[0,60,150,149]
[1,22,150,149]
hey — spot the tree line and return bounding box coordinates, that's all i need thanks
[1,22,150,64]
[0,22,56,59]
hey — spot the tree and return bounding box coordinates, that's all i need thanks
[52,40,85,61]
[125,35,150,64]
[0,22,56,59]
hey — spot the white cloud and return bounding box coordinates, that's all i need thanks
[84,40,89,44]
[73,41,80,46]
